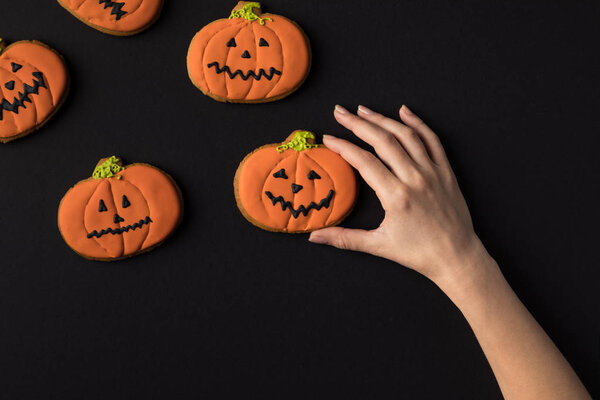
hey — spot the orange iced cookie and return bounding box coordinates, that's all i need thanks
[58,156,183,261]
[0,40,69,143]
[187,2,311,103]
[57,0,164,36]
[234,131,357,233]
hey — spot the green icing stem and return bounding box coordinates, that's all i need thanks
[229,2,272,25]
[92,156,123,179]
[277,131,319,153]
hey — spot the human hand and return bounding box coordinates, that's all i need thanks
[310,105,592,400]
[309,105,491,288]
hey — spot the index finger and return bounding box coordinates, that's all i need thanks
[323,135,399,198]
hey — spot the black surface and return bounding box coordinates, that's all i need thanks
[1,1,599,398]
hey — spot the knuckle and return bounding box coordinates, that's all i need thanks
[373,114,388,124]
[395,194,411,211]
[409,116,427,130]
[411,171,429,190]
[379,131,398,147]
[429,133,443,147]
[336,230,353,250]
[355,118,372,132]
[414,119,426,129]
[407,168,439,192]
[357,150,377,165]
[429,130,441,141]
[401,127,419,141]
[438,166,453,180]
[389,184,409,205]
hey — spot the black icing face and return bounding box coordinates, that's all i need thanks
[0,64,46,121]
[98,0,127,20]
[264,168,333,218]
[206,36,282,81]
[87,195,152,239]
[226,38,270,49]
[271,168,321,193]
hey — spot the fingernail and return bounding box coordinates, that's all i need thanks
[309,232,328,244]
[322,134,335,141]
[334,104,349,114]
[402,105,414,116]
[357,105,373,115]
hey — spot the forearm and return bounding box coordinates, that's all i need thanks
[435,244,591,400]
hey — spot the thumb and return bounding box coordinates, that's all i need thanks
[309,227,378,254]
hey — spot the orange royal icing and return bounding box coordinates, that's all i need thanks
[187,2,311,103]
[0,41,68,142]
[235,131,357,232]
[57,0,163,35]
[58,159,183,261]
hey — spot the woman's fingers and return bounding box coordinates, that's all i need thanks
[399,105,450,168]
[309,227,381,255]
[334,105,415,180]
[323,134,398,198]
[357,105,432,167]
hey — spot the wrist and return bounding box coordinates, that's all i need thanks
[431,238,504,307]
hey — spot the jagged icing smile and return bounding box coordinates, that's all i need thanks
[0,71,46,120]
[207,62,282,81]
[265,190,334,218]
[98,0,127,20]
[87,216,153,239]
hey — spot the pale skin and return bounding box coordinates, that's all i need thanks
[309,104,591,400]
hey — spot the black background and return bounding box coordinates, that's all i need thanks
[1,1,599,398]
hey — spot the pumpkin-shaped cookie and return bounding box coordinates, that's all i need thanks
[234,131,357,232]
[57,0,164,36]
[58,156,183,261]
[0,39,69,143]
[187,2,311,103]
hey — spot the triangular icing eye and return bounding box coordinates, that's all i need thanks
[226,38,237,47]
[308,170,321,180]
[98,199,108,212]
[259,38,269,47]
[273,168,288,179]
[11,62,22,73]
[122,195,131,208]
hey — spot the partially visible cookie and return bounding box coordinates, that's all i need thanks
[187,2,311,103]
[57,0,164,36]
[0,39,69,143]
[234,131,357,233]
[58,156,183,261]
